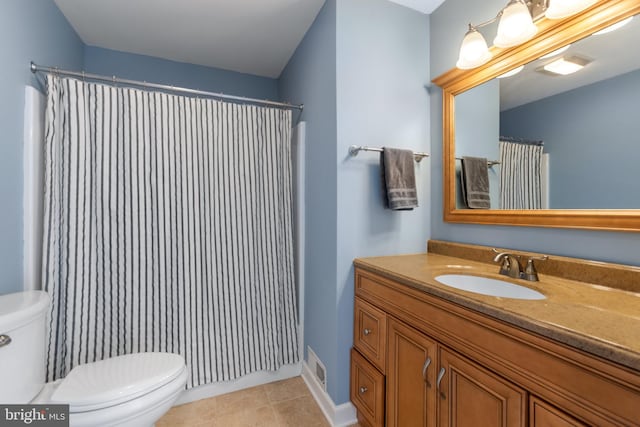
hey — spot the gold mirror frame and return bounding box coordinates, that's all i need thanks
[433,0,640,232]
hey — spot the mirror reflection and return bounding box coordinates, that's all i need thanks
[454,14,640,210]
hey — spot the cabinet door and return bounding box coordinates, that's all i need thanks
[438,347,526,427]
[387,318,438,427]
[530,396,586,427]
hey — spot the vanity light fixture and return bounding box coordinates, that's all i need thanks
[593,16,633,35]
[497,65,525,78]
[540,56,591,75]
[457,0,598,70]
[456,0,536,69]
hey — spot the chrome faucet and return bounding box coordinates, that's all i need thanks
[492,250,523,279]
[492,249,548,281]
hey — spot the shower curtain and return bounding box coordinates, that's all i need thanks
[42,75,299,388]
[499,140,543,210]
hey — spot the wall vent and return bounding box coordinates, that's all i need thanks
[307,346,327,392]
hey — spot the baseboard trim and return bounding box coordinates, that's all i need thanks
[176,362,302,405]
[301,361,357,427]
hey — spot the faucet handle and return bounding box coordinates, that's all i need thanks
[523,255,548,281]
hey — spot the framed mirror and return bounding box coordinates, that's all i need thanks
[433,0,640,231]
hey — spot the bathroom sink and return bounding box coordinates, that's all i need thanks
[434,274,546,300]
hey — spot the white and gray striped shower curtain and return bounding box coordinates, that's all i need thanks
[42,75,299,388]
[499,140,543,210]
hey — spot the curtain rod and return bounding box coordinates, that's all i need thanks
[30,62,304,111]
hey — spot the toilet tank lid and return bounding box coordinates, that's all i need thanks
[50,352,186,411]
[0,290,49,332]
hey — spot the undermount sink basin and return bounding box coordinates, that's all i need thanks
[434,274,546,300]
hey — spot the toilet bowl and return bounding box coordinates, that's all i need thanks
[0,290,188,426]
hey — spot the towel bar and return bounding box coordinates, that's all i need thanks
[348,145,429,163]
[455,157,501,167]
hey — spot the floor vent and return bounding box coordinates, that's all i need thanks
[307,346,327,392]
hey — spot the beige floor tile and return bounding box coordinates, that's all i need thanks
[264,376,309,403]
[157,397,218,426]
[157,376,332,427]
[214,385,270,417]
[210,404,281,427]
[271,395,330,427]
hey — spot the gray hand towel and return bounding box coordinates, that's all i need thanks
[460,156,490,209]
[381,148,418,210]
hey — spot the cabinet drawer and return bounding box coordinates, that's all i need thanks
[530,396,586,427]
[351,348,385,427]
[354,297,387,372]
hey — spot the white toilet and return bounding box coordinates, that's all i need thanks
[0,290,188,426]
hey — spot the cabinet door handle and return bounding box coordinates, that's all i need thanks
[422,357,432,387]
[363,328,372,336]
[437,367,446,400]
[359,386,368,394]
[0,334,11,348]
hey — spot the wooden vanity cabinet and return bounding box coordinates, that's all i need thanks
[350,267,640,427]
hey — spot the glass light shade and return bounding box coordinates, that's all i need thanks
[493,0,538,48]
[497,65,524,78]
[539,44,571,59]
[456,28,492,69]
[593,16,633,35]
[545,0,598,20]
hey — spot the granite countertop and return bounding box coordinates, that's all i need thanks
[354,251,640,372]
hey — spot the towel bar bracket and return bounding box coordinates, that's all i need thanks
[348,145,429,163]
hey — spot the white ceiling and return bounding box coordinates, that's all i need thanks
[54,0,326,78]
[500,15,640,110]
[387,0,446,14]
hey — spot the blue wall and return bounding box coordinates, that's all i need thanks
[0,1,84,294]
[84,46,279,100]
[500,69,640,209]
[430,0,640,267]
[335,0,430,404]
[280,0,430,405]
[279,0,340,402]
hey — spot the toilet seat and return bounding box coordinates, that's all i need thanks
[50,352,186,413]
[67,366,188,427]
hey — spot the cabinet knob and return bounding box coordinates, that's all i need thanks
[359,386,368,394]
[363,328,372,336]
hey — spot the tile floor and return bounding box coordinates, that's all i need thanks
[158,376,356,427]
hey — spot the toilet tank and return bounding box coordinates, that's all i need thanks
[0,291,50,403]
